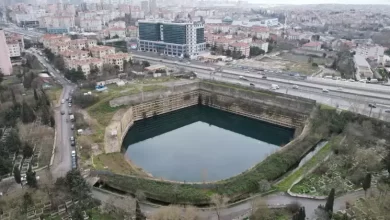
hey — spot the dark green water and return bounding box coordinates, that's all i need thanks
[123,106,294,182]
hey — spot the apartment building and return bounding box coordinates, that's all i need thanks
[67,58,103,75]
[127,26,138,38]
[138,20,206,57]
[38,16,75,29]
[251,26,270,40]
[228,42,250,57]
[108,21,126,29]
[108,27,126,38]
[6,40,21,58]
[302,42,322,51]
[41,34,71,48]
[89,46,116,58]
[69,38,97,50]
[60,49,90,61]
[251,40,269,53]
[354,55,373,80]
[79,18,103,32]
[0,29,12,75]
[103,52,131,71]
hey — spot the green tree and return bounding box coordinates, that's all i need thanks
[21,101,36,123]
[50,115,55,127]
[0,70,4,84]
[385,49,390,56]
[41,105,51,125]
[249,46,265,57]
[54,55,65,71]
[23,142,34,158]
[26,166,37,187]
[362,173,372,197]
[14,166,21,184]
[142,61,150,67]
[64,68,86,83]
[325,188,335,213]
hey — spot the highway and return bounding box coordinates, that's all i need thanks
[27,49,75,179]
[133,54,390,121]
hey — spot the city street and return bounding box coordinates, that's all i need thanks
[27,49,75,179]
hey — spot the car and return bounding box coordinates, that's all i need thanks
[159,59,163,62]
[71,124,75,130]
[249,83,255,87]
[239,76,248,81]
[271,84,279,90]
[61,99,65,104]
[368,103,376,108]
[322,88,329,93]
[71,140,75,146]
[261,75,267,79]
[70,136,75,141]
[385,109,390,113]
[68,103,72,107]
[71,150,76,157]
[348,79,355,82]
[68,110,72,115]
[337,87,343,91]
[292,85,299,89]
[65,97,69,101]
[60,110,65,115]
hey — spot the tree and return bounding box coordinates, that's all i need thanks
[23,142,34,158]
[210,194,229,220]
[135,200,146,220]
[33,89,38,101]
[50,115,55,127]
[293,207,306,220]
[142,61,150,67]
[26,166,37,187]
[0,70,4,84]
[325,188,335,214]
[53,55,65,71]
[64,68,86,83]
[362,173,372,197]
[249,46,265,57]
[21,101,36,123]
[258,179,271,192]
[385,49,390,56]
[14,166,21,184]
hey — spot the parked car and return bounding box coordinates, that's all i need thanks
[71,124,75,130]
[61,99,65,104]
[71,140,75,146]
[261,75,267,79]
[384,109,390,113]
[60,110,65,115]
[249,83,255,87]
[292,85,299,89]
[70,136,75,141]
[68,103,72,107]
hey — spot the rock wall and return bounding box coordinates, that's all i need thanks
[104,107,134,153]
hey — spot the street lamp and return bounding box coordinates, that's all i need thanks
[368,103,376,117]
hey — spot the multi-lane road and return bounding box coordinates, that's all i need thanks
[27,49,75,179]
[133,54,390,121]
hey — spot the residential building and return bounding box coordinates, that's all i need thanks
[69,38,97,50]
[0,29,12,75]
[66,58,103,75]
[79,18,102,32]
[6,40,21,58]
[141,1,149,13]
[108,27,126,38]
[89,46,116,58]
[149,0,157,13]
[138,20,206,57]
[301,42,322,51]
[356,44,385,60]
[6,33,24,52]
[108,21,126,29]
[60,49,90,61]
[354,55,373,80]
[103,52,131,71]
[251,26,270,40]
[127,26,138,38]
[251,40,269,53]
[50,41,70,54]
[229,42,250,57]
[38,16,75,29]
[41,34,71,48]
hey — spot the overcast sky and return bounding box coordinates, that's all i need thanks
[248,0,390,4]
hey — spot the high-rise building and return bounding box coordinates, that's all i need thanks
[149,0,156,13]
[0,29,12,75]
[140,1,149,13]
[138,20,206,57]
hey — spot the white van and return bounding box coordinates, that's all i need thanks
[271,84,280,90]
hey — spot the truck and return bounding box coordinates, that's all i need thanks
[69,114,74,122]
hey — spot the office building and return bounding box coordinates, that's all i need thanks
[0,29,12,75]
[138,20,206,57]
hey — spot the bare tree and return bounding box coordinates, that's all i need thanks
[182,206,199,220]
[150,205,181,220]
[210,194,229,220]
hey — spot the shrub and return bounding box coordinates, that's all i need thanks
[73,92,100,109]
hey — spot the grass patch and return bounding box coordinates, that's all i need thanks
[276,137,339,191]
[46,86,63,104]
[93,153,145,176]
[202,80,274,97]
[320,104,336,110]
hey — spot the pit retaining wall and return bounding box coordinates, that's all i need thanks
[104,81,316,153]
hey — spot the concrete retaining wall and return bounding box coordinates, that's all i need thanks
[104,81,315,153]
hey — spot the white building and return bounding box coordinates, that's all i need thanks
[354,55,373,80]
[7,41,21,57]
[79,18,103,32]
[356,44,385,60]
